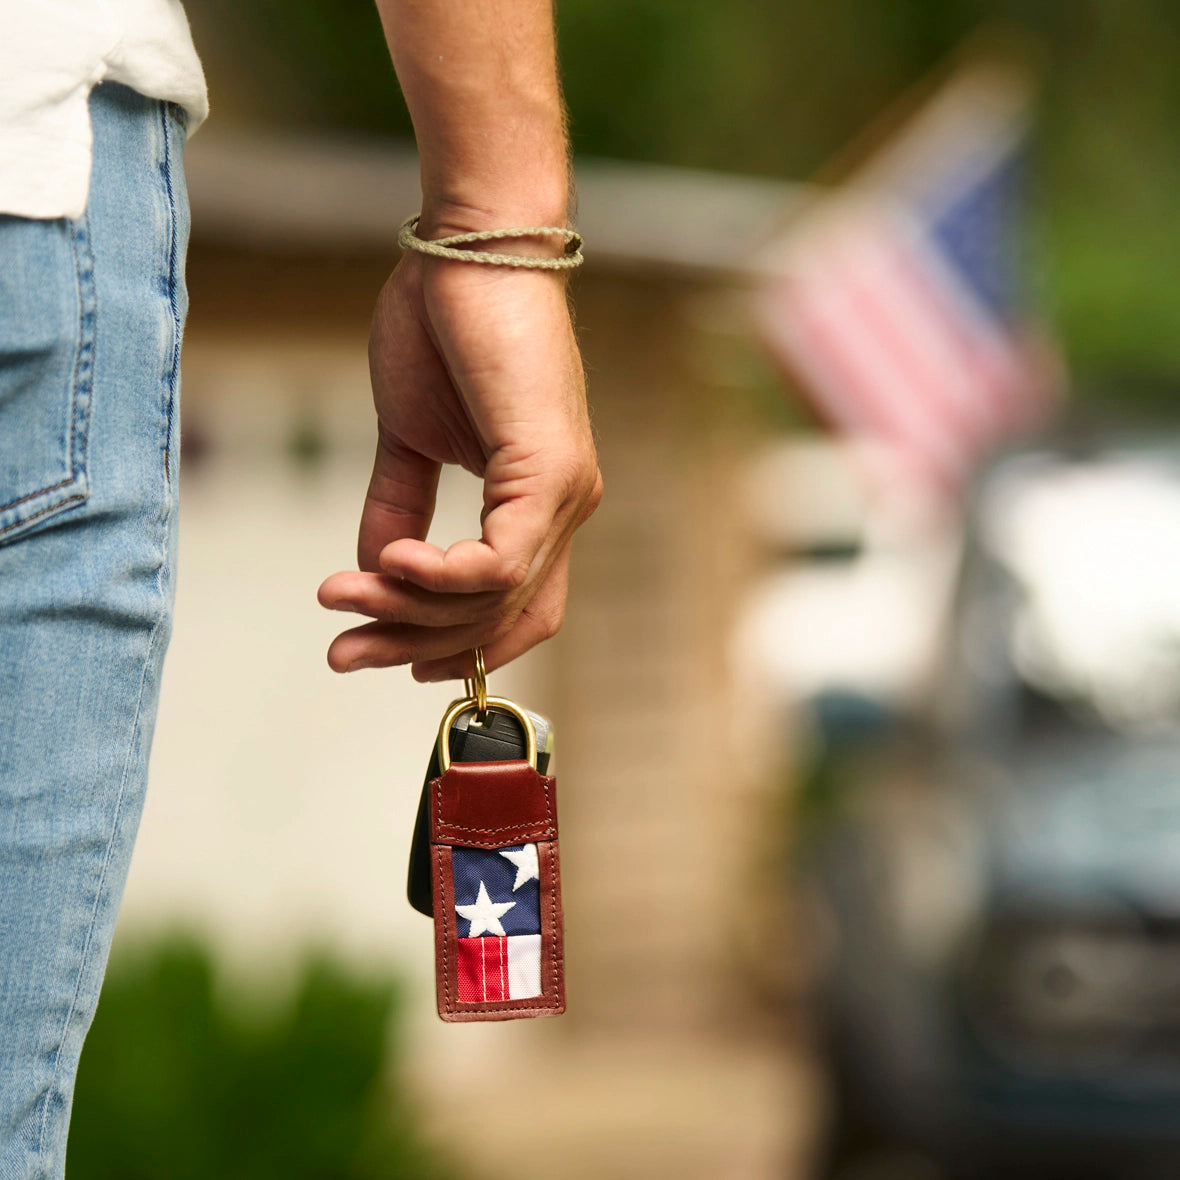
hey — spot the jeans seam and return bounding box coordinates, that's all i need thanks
[34,601,169,1166]
[0,496,88,539]
[69,215,96,502]
[32,115,173,1162]
[159,104,181,485]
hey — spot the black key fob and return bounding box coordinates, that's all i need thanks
[406,703,552,916]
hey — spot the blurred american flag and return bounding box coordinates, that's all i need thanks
[758,60,1059,493]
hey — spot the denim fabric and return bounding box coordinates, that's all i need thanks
[0,83,188,1178]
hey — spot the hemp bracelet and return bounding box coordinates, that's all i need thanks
[397,215,584,270]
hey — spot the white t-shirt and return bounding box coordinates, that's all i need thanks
[0,0,208,219]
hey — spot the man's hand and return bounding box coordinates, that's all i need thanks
[317,243,601,682]
[319,0,596,681]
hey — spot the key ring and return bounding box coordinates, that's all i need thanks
[435,694,538,774]
[462,646,488,722]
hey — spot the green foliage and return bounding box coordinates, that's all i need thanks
[186,0,1180,398]
[68,938,453,1180]
[187,0,411,135]
[1037,2,1180,388]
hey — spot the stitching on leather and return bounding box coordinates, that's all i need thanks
[436,818,556,837]
[547,841,559,1000]
[438,819,554,835]
[453,1003,558,1015]
[436,846,451,1011]
[434,775,554,837]
[438,832,555,849]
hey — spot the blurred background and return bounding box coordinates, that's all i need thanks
[69,2,1180,1178]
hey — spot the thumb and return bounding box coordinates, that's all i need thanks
[478,484,558,588]
[357,432,441,573]
[371,455,570,594]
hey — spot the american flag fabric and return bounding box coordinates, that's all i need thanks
[453,843,542,1002]
[429,754,563,1021]
[757,61,1059,493]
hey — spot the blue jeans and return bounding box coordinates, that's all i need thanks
[0,83,188,1177]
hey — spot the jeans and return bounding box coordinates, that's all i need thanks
[0,83,188,1177]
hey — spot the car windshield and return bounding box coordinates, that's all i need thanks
[966,449,1180,739]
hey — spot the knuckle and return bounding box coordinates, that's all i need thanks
[526,601,565,642]
[371,601,408,624]
[557,451,598,501]
[557,452,603,522]
[486,615,517,644]
[393,639,426,665]
[583,467,604,517]
[457,600,501,630]
[455,599,488,626]
[419,568,450,594]
[493,558,531,591]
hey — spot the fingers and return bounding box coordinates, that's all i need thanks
[324,617,497,674]
[320,445,600,675]
[321,545,571,676]
[328,257,604,680]
[374,536,530,595]
[356,432,441,573]
[375,451,602,594]
[412,552,571,682]
[317,570,504,628]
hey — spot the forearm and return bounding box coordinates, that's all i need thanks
[376,0,571,235]
[319,1,598,678]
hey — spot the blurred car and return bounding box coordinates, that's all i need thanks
[809,439,1180,1180]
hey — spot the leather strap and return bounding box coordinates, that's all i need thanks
[430,761,565,1021]
[432,759,557,847]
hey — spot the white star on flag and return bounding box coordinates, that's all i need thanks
[499,844,539,891]
[455,880,515,937]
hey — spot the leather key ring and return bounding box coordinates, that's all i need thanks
[422,651,566,1021]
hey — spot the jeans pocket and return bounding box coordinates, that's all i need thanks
[0,214,94,545]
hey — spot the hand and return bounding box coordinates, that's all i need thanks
[317,240,602,682]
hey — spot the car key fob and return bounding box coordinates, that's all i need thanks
[410,663,565,1022]
[406,705,552,917]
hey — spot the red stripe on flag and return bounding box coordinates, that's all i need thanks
[838,262,982,458]
[457,937,509,1002]
[774,272,968,488]
[880,232,1027,439]
[840,228,998,442]
[757,199,1046,493]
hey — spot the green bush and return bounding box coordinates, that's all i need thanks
[68,938,454,1180]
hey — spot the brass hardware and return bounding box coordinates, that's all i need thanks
[467,647,488,720]
[436,695,538,774]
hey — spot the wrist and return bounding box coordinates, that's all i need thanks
[397,216,583,270]
[417,186,573,262]
[419,177,571,238]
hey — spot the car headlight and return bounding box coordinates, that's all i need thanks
[961,909,1169,1068]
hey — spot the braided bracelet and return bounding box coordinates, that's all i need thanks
[397,215,584,270]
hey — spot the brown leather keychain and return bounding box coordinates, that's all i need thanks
[419,648,565,1022]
